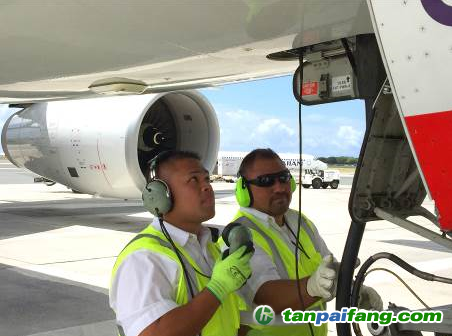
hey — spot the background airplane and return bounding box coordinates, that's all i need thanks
[216,151,328,177]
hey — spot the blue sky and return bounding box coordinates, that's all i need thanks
[0,104,19,155]
[0,75,365,157]
[201,75,365,157]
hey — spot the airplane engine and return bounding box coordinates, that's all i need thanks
[1,91,219,198]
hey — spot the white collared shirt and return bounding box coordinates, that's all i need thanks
[238,207,331,305]
[109,218,215,336]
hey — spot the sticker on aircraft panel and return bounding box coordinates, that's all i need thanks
[302,82,318,96]
[331,75,352,92]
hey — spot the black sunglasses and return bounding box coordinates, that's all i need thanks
[246,170,292,187]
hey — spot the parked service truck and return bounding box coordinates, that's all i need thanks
[302,169,340,189]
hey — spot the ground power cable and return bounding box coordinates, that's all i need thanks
[364,268,431,309]
[351,252,452,336]
[295,50,315,336]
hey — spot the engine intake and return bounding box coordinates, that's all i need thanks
[1,91,219,198]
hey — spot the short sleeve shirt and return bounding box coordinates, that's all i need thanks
[109,219,215,336]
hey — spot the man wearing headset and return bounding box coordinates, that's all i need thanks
[110,150,254,336]
[232,148,382,336]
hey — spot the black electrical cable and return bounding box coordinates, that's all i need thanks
[285,220,310,259]
[295,51,315,336]
[158,216,204,336]
[158,216,197,299]
[352,252,452,306]
[350,252,452,336]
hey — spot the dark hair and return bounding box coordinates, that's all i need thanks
[238,148,282,178]
[146,150,201,181]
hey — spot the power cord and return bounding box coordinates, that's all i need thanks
[158,216,197,299]
[364,268,431,309]
[295,50,315,336]
[351,252,452,336]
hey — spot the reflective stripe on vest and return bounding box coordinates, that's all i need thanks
[233,211,323,282]
[233,210,328,336]
[118,232,200,298]
[234,216,289,279]
[111,225,240,336]
[284,209,324,254]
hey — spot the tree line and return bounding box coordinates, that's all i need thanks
[317,156,358,165]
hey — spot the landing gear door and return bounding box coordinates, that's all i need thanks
[349,80,427,224]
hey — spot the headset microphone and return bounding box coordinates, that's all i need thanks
[221,222,254,257]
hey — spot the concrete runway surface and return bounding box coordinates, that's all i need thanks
[0,159,450,336]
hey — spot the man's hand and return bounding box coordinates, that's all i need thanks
[206,245,253,303]
[307,254,337,301]
[358,285,383,311]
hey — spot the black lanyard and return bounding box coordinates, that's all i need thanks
[284,219,310,259]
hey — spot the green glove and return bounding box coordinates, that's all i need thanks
[206,245,253,302]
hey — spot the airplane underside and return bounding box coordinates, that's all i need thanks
[0,1,451,336]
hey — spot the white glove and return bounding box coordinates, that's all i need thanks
[307,254,337,301]
[358,285,383,311]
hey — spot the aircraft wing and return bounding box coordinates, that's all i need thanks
[0,0,372,103]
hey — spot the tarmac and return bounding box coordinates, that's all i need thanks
[0,158,450,336]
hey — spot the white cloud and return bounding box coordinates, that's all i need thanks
[256,118,295,136]
[217,108,298,153]
[216,107,365,156]
[337,125,362,147]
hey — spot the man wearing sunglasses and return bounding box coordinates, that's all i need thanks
[232,148,382,336]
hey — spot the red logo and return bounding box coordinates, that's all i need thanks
[301,82,319,96]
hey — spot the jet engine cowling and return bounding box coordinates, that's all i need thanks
[1,91,219,198]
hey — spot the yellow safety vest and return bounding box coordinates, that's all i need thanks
[233,209,328,336]
[111,225,241,336]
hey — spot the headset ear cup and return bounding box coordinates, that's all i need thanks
[142,179,172,216]
[235,177,251,207]
[221,222,241,246]
[290,175,297,193]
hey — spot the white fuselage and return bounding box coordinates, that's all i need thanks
[0,0,372,103]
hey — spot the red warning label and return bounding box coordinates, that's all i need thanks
[301,82,318,96]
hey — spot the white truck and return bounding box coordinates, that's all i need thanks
[302,169,340,189]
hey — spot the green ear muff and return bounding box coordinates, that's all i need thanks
[142,179,173,216]
[235,177,251,207]
[290,175,296,193]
